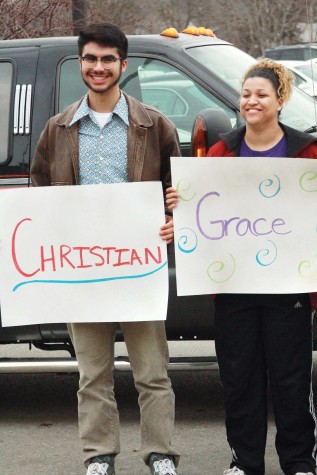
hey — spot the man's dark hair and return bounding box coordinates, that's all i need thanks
[78,23,128,59]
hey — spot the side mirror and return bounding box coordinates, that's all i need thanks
[191,108,232,157]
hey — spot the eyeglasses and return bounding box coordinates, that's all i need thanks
[80,54,123,69]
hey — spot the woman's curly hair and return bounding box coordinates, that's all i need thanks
[242,58,294,103]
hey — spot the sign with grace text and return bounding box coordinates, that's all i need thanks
[171,156,317,296]
[0,182,168,326]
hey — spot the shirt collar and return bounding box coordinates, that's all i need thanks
[70,92,129,127]
[113,92,129,126]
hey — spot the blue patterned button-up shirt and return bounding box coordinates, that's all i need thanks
[70,93,129,185]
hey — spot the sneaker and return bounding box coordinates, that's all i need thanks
[86,455,115,475]
[295,473,314,475]
[224,468,246,475]
[149,453,177,475]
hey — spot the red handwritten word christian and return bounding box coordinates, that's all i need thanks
[12,218,162,278]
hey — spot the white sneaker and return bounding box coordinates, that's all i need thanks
[149,453,177,475]
[295,472,315,475]
[86,462,113,475]
[224,468,246,475]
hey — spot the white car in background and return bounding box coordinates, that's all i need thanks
[277,60,317,98]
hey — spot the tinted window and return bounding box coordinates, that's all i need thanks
[295,75,306,88]
[0,62,13,164]
[303,49,317,60]
[186,44,255,91]
[58,58,87,111]
[296,63,317,81]
[265,50,280,60]
[280,49,305,60]
[266,47,317,61]
[122,57,236,143]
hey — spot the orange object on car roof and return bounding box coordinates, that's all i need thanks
[199,27,216,37]
[160,28,179,38]
[160,26,216,38]
[182,26,200,36]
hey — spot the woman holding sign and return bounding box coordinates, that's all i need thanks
[167,58,317,475]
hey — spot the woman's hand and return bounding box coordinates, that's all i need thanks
[160,216,174,244]
[166,186,180,210]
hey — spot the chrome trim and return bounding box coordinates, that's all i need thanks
[13,84,21,135]
[18,84,26,135]
[25,84,32,134]
[0,357,218,373]
[0,177,29,186]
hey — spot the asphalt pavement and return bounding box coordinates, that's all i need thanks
[0,341,310,475]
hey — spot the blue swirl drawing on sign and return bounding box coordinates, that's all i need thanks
[177,227,198,253]
[256,240,277,266]
[13,261,167,292]
[259,175,281,198]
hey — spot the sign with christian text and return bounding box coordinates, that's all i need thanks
[0,182,168,326]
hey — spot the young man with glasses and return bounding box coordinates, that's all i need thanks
[31,23,180,475]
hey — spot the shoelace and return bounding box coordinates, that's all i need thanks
[88,462,110,475]
[153,459,177,475]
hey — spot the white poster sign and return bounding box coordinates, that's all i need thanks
[171,156,317,296]
[0,182,168,326]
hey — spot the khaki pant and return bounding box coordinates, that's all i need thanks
[68,321,179,467]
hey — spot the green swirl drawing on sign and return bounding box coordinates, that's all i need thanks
[298,257,317,278]
[176,179,197,202]
[299,171,317,192]
[207,253,236,283]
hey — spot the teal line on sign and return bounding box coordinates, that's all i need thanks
[12,261,167,292]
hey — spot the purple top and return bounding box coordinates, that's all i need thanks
[239,135,287,158]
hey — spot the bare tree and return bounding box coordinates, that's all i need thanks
[84,0,204,34]
[0,0,74,39]
[72,0,89,34]
[85,0,145,34]
[0,0,315,55]
[156,0,205,32]
[204,0,305,56]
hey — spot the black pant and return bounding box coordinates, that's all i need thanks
[215,293,317,475]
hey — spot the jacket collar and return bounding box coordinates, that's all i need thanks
[219,122,317,157]
[218,126,245,156]
[68,93,129,127]
[56,91,153,129]
[280,122,317,156]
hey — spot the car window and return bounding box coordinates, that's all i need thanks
[280,49,304,60]
[141,87,187,115]
[123,57,237,143]
[265,50,280,60]
[276,48,317,61]
[58,56,237,146]
[303,49,317,60]
[0,61,13,164]
[293,72,307,88]
[296,63,317,82]
[58,58,87,111]
[186,44,255,91]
